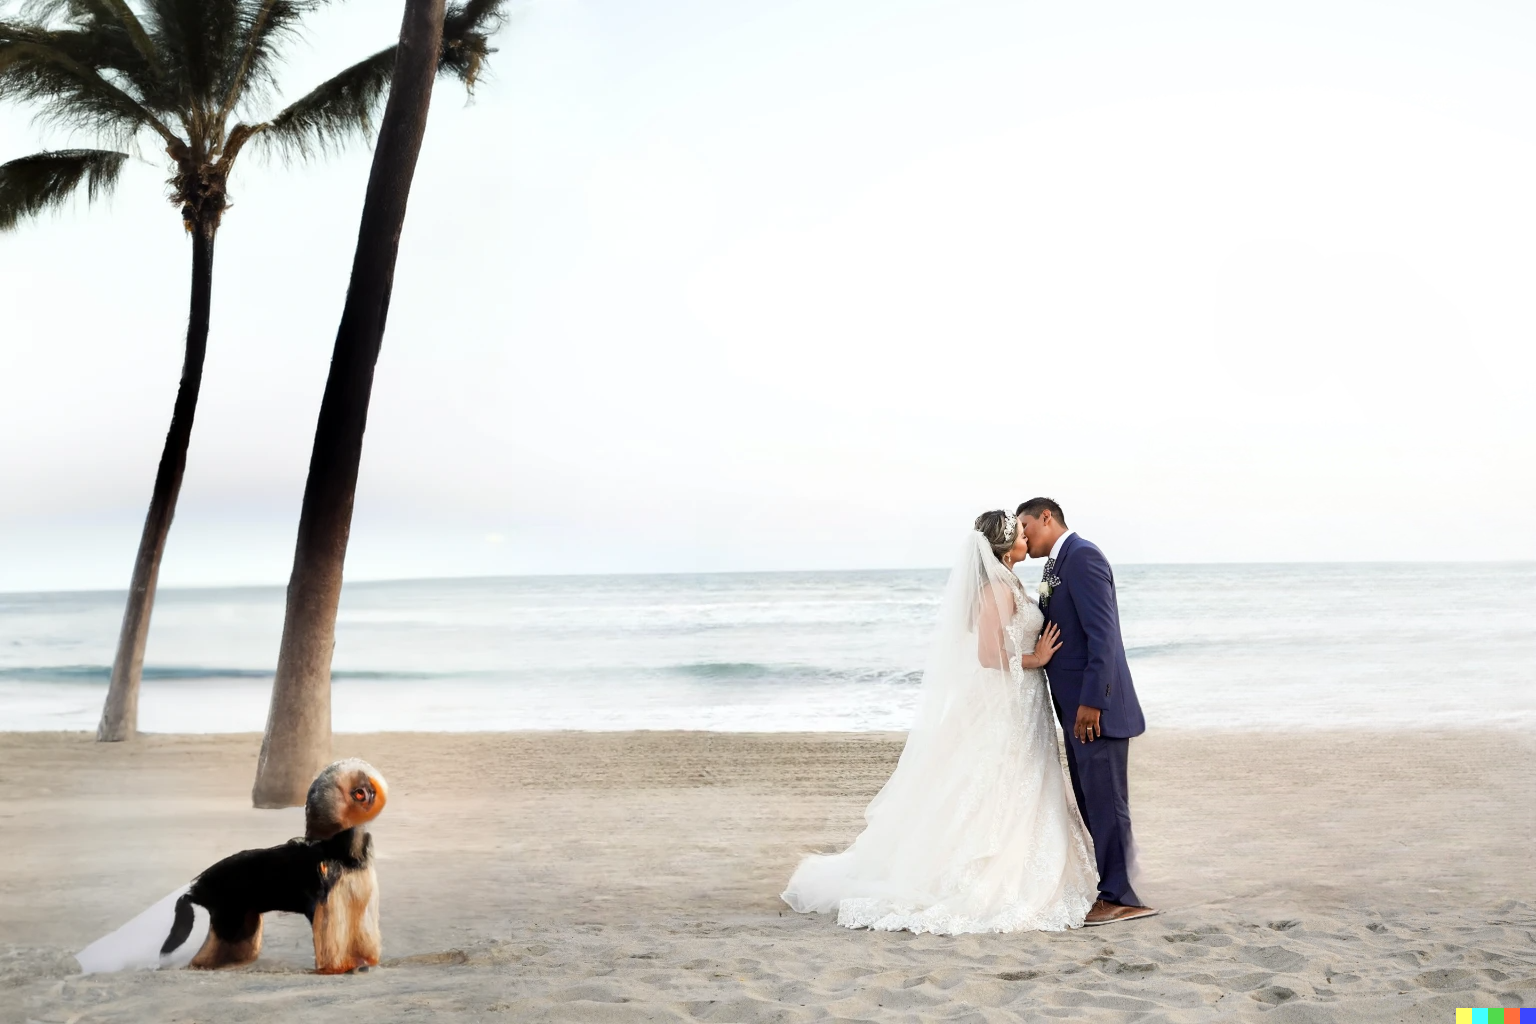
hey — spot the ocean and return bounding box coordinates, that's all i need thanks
[1,563,1531,733]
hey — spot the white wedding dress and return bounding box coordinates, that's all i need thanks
[781,533,1098,934]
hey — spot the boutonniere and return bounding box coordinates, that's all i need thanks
[1037,579,1053,601]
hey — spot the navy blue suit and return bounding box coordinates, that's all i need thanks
[1041,532,1145,906]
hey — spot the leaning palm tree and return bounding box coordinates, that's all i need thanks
[0,0,503,741]
[252,0,503,807]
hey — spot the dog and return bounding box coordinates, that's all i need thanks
[76,759,388,975]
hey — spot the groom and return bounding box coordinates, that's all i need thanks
[1017,498,1156,926]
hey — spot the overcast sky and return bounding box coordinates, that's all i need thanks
[1,0,1533,590]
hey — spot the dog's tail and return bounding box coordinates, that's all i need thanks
[160,893,196,955]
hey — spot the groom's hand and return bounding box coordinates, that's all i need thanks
[1073,705,1102,743]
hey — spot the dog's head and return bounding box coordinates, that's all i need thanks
[305,759,388,840]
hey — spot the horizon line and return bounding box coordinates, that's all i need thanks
[3,557,1531,598]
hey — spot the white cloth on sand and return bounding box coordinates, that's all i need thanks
[76,885,208,974]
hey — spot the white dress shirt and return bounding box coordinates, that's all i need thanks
[1047,529,1076,564]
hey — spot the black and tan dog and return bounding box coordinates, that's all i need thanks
[74,759,390,975]
[164,822,371,969]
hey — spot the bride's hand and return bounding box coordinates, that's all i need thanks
[1023,622,1062,669]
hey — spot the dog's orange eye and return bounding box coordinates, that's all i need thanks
[352,788,367,802]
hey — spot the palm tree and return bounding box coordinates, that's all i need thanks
[0,0,502,741]
[251,0,502,807]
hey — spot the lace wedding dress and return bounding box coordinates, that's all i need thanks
[781,532,1098,934]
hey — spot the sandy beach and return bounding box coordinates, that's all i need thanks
[2,729,1532,1022]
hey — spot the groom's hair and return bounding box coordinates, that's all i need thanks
[1016,497,1066,526]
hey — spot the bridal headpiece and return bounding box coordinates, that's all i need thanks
[1001,513,1017,543]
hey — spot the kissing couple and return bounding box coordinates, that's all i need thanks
[782,498,1156,932]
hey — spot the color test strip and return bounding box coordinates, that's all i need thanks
[1455,1011,1536,1023]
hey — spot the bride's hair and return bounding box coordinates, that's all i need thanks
[974,510,1016,560]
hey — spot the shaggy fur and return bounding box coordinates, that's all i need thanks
[302,759,388,972]
[162,759,389,973]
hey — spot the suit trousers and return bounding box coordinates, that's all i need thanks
[1057,707,1141,907]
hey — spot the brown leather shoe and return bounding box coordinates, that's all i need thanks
[1083,899,1160,927]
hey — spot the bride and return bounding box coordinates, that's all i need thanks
[781,510,1098,934]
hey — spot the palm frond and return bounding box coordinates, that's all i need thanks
[92,0,160,70]
[3,17,140,80]
[0,31,176,144]
[439,0,506,90]
[0,147,127,229]
[2,9,166,110]
[215,0,326,130]
[256,43,393,159]
[253,0,505,161]
[22,0,161,77]
[139,0,245,106]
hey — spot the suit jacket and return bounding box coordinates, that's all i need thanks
[1042,533,1146,739]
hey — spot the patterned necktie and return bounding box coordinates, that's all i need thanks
[1041,556,1056,610]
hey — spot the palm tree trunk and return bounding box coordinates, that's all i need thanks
[251,0,448,806]
[97,221,216,742]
